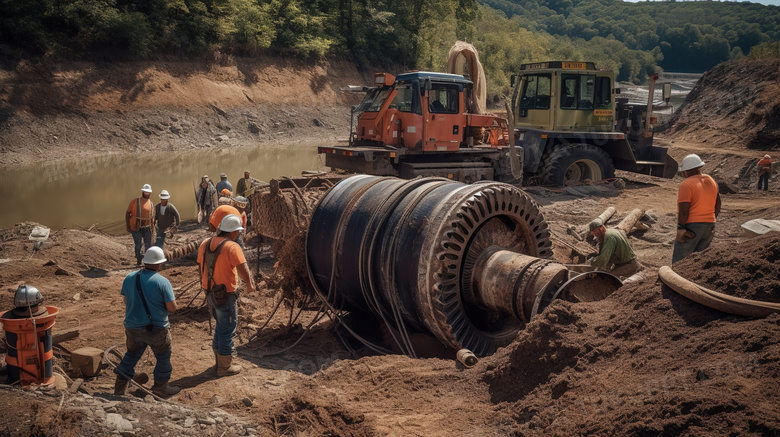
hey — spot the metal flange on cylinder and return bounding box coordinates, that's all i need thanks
[306,175,613,356]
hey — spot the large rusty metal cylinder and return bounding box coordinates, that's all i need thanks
[307,175,564,356]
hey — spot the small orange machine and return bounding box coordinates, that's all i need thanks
[1,285,59,387]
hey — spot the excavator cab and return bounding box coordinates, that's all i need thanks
[509,61,678,185]
[348,72,504,152]
[320,71,512,183]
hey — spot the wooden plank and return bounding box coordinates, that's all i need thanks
[52,328,80,344]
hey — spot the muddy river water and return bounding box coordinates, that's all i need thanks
[0,142,324,233]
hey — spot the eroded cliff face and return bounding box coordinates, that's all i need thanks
[666,58,780,150]
[0,57,367,165]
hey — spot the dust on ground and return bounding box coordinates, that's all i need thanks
[1,57,780,436]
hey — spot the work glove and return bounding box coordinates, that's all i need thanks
[675,228,695,243]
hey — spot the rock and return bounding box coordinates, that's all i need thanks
[52,372,68,390]
[71,347,104,377]
[198,417,216,425]
[105,413,133,432]
[72,293,81,301]
[241,397,253,407]
[184,417,196,428]
[248,122,262,134]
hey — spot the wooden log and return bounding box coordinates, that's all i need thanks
[581,206,617,239]
[52,328,80,345]
[616,208,645,235]
[597,206,617,225]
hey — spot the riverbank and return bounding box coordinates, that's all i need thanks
[0,57,363,167]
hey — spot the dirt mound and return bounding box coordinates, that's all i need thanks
[673,232,780,303]
[0,222,130,282]
[481,233,780,436]
[666,58,780,150]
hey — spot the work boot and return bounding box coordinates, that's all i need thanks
[216,354,241,377]
[151,380,181,397]
[114,372,149,395]
[114,375,129,395]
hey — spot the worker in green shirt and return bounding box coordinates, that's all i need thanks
[588,218,640,278]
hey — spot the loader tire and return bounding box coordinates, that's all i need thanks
[539,144,615,186]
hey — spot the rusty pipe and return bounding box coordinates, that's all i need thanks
[470,248,569,323]
[163,240,200,262]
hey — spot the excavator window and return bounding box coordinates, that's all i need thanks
[561,74,596,110]
[389,83,415,113]
[428,84,459,114]
[594,76,612,109]
[518,74,551,110]
[366,87,393,112]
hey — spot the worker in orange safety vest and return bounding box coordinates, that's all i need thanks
[126,183,155,265]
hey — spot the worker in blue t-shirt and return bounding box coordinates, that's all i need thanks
[114,246,180,398]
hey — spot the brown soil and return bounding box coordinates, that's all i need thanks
[1,57,780,436]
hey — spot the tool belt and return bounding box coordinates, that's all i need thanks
[201,237,230,306]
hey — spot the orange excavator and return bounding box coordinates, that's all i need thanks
[319,69,522,184]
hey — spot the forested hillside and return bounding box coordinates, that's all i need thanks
[1,0,779,95]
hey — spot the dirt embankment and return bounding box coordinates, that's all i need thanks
[0,56,367,166]
[664,58,780,150]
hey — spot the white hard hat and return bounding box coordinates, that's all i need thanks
[220,173,227,178]
[159,190,170,199]
[234,196,248,207]
[680,154,705,172]
[218,196,233,205]
[141,184,153,193]
[142,246,167,264]
[219,214,244,232]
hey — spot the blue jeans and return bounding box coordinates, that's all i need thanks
[114,327,172,382]
[154,228,166,249]
[131,228,152,263]
[758,172,769,191]
[672,222,715,263]
[207,292,238,355]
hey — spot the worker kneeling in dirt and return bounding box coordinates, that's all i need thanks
[197,214,256,376]
[588,218,640,278]
[114,246,180,398]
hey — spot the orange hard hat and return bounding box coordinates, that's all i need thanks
[220,188,231,196]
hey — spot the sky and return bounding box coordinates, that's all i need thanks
[622,0,780,5]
